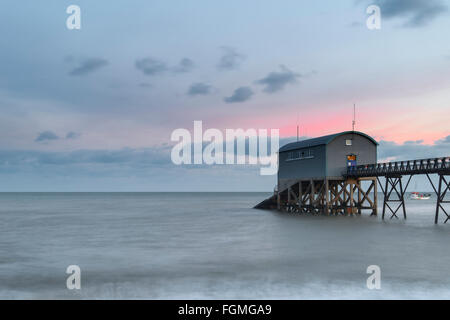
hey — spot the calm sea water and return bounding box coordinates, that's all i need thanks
[1,192,450,299]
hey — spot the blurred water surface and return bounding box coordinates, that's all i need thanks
[1,192,449,299]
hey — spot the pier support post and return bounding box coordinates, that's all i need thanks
[373,178,378,216]
[299,181,303,213]
[357,180,362,215]
[325,179,330,215]
[287,186,291,210]
[350,180,354,215]
[399,178,407,219]
[355,177,377,216]
[380,175,411,220]
[277,192,281,211]
[434,174,450,224]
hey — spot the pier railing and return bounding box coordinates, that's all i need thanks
[345,157,450,177]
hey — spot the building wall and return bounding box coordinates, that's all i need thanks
[278,145,326,191]
[326,133,377,177]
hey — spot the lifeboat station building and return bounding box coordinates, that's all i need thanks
[276,131,379,215]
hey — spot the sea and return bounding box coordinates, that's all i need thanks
[1,192,450,299]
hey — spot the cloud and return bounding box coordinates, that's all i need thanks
[371,0,448,27]
[35,131,81,142]
[35,131,59,142]
[172,58,195,73]
[224,86,254,103]
[436,135,450,144]
[217,47,245,71]
[403,139,424,145]
[135,58,168,76]
[0,147,172,168]
[0,148,274,192]
[255,65,301,93]
[377,136,450,161]
[138,82,152,88]
[68,58,109,76]
[349,21,363,28]
[4,135,448,192]
[187,82,213,96]
[66,132,81,139]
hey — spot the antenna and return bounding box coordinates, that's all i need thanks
[352,104,356,132]
[297,125,299,141]
[296,112,299,141]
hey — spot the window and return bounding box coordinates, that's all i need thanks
[346,139,353,146]
[286,148,315,161]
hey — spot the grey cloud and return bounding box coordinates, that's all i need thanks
[0,148,274,192]
[378,137,450,161]
[138,82,152,88]
[255,65,301,93]
[217,47,245,71]
[68,58,109,76]
[172,58,195,73]
[404,139,424,145]
[0,146,172,168]
[187,83,212,96]
[66,132,81,139]
[437,135,450,144]
[35,131,59,142]
[135,58,168,76]
[349,21,363,28]
[371,0,448,27]
[224,86,254,103]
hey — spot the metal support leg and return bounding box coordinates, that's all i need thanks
[399,178,406,219]
[435,175,450,224]
[435,176,442,224]
[382,177,388,220]
[382,176,408,220]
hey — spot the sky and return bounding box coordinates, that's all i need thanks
[0,0,449,191]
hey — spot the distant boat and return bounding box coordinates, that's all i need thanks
[410,192,431,200]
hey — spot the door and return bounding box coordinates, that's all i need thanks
[347,154,357,169]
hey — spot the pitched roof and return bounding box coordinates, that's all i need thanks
[279,131,378,153]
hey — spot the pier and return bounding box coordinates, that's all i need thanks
[254,131,450,224]
[346,157,450,223]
